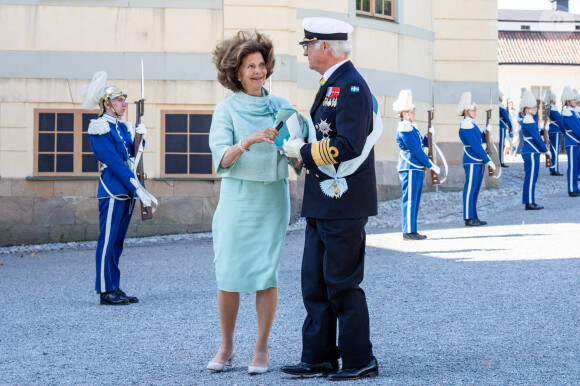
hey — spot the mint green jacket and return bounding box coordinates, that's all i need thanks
[209,89,295,182]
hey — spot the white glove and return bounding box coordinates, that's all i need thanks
[283,138,305,161]
[487,160,496,171]
[431,164,441,175]
[135,186,152,207]
[428,126,435,134]
[486,124,492,132]
[135,123,147,137]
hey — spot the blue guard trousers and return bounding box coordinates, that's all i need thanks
[463,163,484,221]
[95,197,134,294]
[398,170,424,234]
[548,132,562,173]
[566,145,580,193]
[522,153,540,204]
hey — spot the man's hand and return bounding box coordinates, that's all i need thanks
[136,124,147,138]
[431,164,441,175]
[283,138,305,161]
[487,160,496,171]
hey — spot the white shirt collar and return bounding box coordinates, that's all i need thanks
[322,59,350,82]
[463,116,474,123]
[102,113,118,124]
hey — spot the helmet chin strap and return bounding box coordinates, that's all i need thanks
[104,99,122,118]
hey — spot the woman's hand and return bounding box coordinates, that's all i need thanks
[287,157,303,170]
[246,127,279,146]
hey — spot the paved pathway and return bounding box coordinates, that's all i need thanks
[0,157,578,385]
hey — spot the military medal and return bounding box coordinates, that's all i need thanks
[316,119,332,138]
[323,87,340,107]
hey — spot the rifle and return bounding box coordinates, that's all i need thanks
[134,60,153,220]
[485,89,495,177]
[427,85,440,185]
[539,88,552,168]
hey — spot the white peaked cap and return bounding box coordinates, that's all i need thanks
[456,92,476,115]
[520,90,536,109]
[392,89,414,113]
[301,17,353,44]
[562,85,575,103]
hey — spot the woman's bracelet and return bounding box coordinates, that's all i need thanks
[237,139,249,153]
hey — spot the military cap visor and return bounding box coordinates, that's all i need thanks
[299,17,353,45]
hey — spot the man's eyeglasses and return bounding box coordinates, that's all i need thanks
[302,41,320,52]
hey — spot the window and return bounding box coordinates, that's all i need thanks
[356,0,395,21]
[521,25,531,30]
[34,109,99,177]
[161,111,216,178]
[575,25,580,30]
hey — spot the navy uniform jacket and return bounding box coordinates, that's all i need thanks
[299,61,377,219]
[499,105,512,132]
[459,118,491,164]
[520,114,548,154]
[89,114,138,199]
[548,105,565,134]
[396,120,432,171]
[562,106,580,147]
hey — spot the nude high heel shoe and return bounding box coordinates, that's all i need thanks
[207,350,235,372]
[248,355,268,375]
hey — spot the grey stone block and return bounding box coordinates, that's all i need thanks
[33,197,75,225]
[2,197,34,225]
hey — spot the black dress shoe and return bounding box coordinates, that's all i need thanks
[525,203,543,210]
[100,291,130,305]
[114,287,139,303]
[550,171,563,176]
[327,357,379,381]
[465,219,486,226]
[281,360,339,377]
[569,191,580,197]
[500,163,509,168]
[403,232,427,241]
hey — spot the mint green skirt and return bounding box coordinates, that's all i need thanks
[212,177,290,292]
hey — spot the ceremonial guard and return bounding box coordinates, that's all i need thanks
[281,17,379,380]
[393,90,440,240]
[499,91,512,167]
[561,86,580,196]
[81,72,157,305]
[457,92,495,226]
[545,90,565,176]
[519,90,549,210]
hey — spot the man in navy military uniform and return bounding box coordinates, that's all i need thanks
[82,72,157,305]
[545,90,565,176]
[281,17,379,381]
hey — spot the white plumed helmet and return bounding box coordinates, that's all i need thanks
[561,86,575,103]
[520,90,537,109]
[574,89,580,101]
[456,92,477,115]
[78,71,127,115]
[392,89,415,113]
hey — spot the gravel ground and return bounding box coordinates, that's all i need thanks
[0,157,578,385]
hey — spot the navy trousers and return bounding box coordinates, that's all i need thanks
[566,146,580,193]
[398,169,424,234]
[95,197,134,294]
[463,163,484,221]
[499,127,506,165]
[522,153,540,204]
[301,217,373,369]
[548,132,562,173]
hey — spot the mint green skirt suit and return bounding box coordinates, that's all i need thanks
[209,89,296,292]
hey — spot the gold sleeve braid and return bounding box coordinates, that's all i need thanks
[311,139,339,166]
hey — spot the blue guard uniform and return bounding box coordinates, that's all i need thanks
[396,120,432,234]
[520,114,549,205]
[459,117,490,222]
[298,60,377,371]
[548,104,565,174]
[499,102,512,165]
[561,105,580,194]
[89,113,140,295]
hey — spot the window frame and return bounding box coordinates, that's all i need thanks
[33,108,100,178]
[356,0,395,21]
[160,110,217,179]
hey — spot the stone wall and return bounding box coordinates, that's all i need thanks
[0,177,303,246]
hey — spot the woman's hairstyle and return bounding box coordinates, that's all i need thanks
[212,30,275,93]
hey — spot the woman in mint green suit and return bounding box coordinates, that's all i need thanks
[207,31,303,375]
